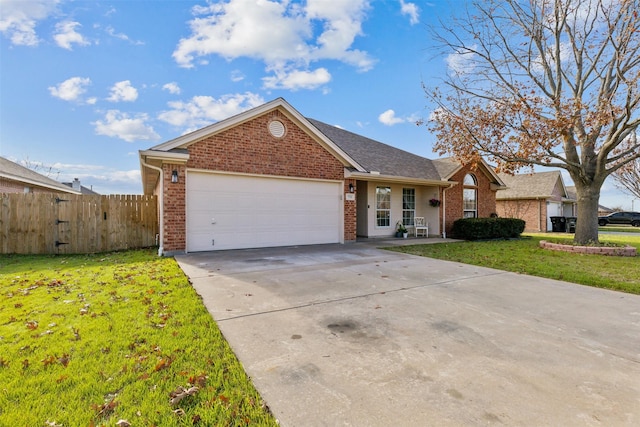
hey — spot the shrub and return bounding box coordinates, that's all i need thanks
[451,217,526,240]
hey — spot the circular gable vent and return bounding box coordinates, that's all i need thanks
[268,120,286,138]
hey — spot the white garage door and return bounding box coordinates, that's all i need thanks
[186,172,342,251]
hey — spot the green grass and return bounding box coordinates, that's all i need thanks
[0,250,277,427]
[599,225,640,233]
[388,233,640,294]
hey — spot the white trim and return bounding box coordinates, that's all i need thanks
[139,150,190,163]
[139,159,164,256]
[186,167,344,185]
[346,170,448,187]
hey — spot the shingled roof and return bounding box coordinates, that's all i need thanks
[307,118,442,181]
[0,157,80,194]
[497,171,570,200]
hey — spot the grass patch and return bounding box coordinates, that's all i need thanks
[599,225,640,233]
[387,233,640,294]
[0,250,277,427]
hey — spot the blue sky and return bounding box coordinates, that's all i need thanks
[0,0,633,209]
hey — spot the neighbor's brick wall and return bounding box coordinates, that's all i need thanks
[496,199,546,232]
[0,177,65,194]
[162,109,348,252]
[162,163,186,252]
[443,165,498,235]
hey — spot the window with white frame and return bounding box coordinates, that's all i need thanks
[402,188,415,226]
[376,186,391,227]
[463,174,477,218]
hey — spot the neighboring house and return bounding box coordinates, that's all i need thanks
[140,98,505,255]
[496,171,577,232]
[0,157,81,194]
[62,178,99,195]
[598,205,614,216]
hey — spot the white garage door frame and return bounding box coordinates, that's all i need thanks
[546,201,562,231]
[185,170,344,252]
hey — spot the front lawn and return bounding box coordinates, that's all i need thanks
[388,233,640,294]
[0,250,277,427]
[599,225,640,233]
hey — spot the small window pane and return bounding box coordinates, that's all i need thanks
[402,188,415,226]
[464,174,477,186]
[376,187,391,227]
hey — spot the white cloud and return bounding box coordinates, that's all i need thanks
[230,70,245,82]
[158,92,265,132]
[49,76,92,102]
[93,110,160,142]
[379,109,406,126]
[162,82,181,95]
[107,80,138,102]
[399,0,419,25]
[0,0,59,46]
[105,25,144,45]
[53,21,90,50]
[262,67,331,90]
[172,0,374,90]
[445,45,477,76]
[51,162,142,194]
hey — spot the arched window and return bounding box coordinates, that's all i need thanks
[463,174,477,218]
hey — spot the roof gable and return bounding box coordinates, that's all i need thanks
[145,98,364,171]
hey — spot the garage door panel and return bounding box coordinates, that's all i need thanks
[186,172,341,252]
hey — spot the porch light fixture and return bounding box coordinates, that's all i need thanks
[349,183,354,193]
[171,170,179,183]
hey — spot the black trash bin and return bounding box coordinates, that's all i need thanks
[566,217,577,233]
[550,216,566,232]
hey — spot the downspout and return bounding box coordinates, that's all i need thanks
[141,159,164,256]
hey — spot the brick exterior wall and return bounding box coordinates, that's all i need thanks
[443,165,498,235]
[161,109,348,252]
[187,110,344,180]
[496,199,546,232]
[344,178,357,242]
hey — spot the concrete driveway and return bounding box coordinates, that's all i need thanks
[176,241,640,426]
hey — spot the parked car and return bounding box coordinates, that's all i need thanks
[598,211,640,227]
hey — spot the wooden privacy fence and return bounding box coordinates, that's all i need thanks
[0,193,158,254]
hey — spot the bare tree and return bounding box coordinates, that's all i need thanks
[21,156,61,180]
[424,0,640,244]
[611,135,640,201]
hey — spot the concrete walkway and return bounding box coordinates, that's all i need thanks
[176,240,640,426]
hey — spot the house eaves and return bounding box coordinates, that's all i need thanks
[345,170,452,187]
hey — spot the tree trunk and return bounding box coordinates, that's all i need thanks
[573,185,600,244]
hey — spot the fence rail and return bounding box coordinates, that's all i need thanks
[0,193,158,254]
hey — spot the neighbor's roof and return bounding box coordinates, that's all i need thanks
[497,171,570,200]
[0,157,80,194]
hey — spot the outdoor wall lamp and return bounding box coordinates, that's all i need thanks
[171,170,179,183]
[349,183,354,193]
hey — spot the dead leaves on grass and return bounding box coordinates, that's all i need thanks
[169,385,200,406]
